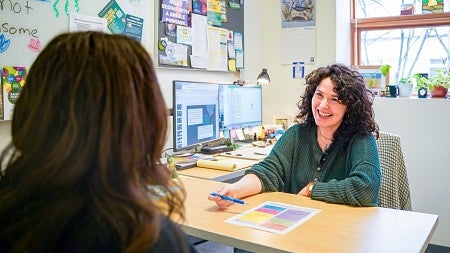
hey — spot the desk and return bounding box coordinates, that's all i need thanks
[180,177,439,253]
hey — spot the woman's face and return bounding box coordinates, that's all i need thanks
[311,77,347,131]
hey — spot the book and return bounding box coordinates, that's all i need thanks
[2,66,27,120]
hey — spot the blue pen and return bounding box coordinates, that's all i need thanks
[210,192,248,205]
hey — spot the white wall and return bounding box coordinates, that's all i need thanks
[0,0,448,247]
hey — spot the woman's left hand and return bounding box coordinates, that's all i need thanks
[298,182,314,197]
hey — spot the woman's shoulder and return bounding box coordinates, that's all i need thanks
[284,123,314,136]
[348,133,377,150]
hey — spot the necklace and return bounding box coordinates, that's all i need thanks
[317,129,333,151]
[318,129,334,141]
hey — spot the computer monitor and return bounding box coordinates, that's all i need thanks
[172,80,221,152]
[219,84,263,131]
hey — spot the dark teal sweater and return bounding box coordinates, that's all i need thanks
[246,123,381,207]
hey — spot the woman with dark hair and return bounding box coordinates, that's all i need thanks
[0,32,196,253]
[209,63,381,207]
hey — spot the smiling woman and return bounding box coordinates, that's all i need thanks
[1,22,39,38]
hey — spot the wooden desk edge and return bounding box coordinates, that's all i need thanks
[180,224,290,253]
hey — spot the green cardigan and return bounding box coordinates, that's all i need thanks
[246,123,381,207]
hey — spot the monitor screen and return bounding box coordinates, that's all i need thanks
[219,84,263,131]
[173,80,221,152]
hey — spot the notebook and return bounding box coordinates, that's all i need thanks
[196,157,258,171]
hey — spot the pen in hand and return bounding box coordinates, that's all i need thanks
[210,192,248,205]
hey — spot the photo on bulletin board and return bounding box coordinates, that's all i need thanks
[155,0,245,71]
[356,65,389,96]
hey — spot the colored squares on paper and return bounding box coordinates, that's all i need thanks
[226,201,321,235]
[260,209,313,232]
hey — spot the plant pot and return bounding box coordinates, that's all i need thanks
[430,85,448,98]
[398,83,413,97]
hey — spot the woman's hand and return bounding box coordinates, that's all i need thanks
[208,185,238,209]
[298,182,314,197]
[208,174,262,209]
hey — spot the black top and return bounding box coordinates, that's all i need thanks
[61,215,197,253]
[1,209,197,253]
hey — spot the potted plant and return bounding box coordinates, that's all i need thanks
[397,76,413,97]
[428,69,449,98]
[413,73,430,98]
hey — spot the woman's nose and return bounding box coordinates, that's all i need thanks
[319,98,329,108]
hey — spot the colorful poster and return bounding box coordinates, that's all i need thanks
[226,201,320,235]
[193,0,207,15]
[124,14,144,42]
[281,0,316,27]
[160,0,190,26]
[2,66,27,120]
[98,0,127,34]
[207,0,222,26]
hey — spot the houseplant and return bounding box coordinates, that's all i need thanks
[413,73,430,98]
[428,69,450,98]
[398,76,413,97]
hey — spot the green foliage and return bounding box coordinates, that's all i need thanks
[380,64,391,77]
[413,70,450,90]
[430,69,450,88]
[413,73,430,89]
[399,76,413,84]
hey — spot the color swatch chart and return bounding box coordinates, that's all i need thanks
[226,201,320,235]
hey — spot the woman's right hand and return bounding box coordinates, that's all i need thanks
[207,174,262,210]
[207,185,239,210]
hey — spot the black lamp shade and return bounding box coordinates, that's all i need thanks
[257,68,270,85]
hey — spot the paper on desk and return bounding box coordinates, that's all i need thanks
[197,157,257,171]
[226,201,321,235]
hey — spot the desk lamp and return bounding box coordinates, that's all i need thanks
[257,68,270,85]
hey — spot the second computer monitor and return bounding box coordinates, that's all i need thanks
[219,84,263,131]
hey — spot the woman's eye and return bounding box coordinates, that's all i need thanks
[330,98,341,104]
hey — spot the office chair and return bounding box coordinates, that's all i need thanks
[376,132,412,211]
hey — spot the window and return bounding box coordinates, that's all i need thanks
[351,0,450,86]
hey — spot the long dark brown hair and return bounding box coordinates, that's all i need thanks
[296,63,379,147]
[0,32,184,252]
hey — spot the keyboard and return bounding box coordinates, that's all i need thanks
[219,145,273,160]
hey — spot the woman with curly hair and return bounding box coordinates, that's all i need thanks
[209,63,381,207]
[0,32,197,253]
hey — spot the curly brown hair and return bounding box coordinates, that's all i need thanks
[0,32,186,253]
[296,63,379,146]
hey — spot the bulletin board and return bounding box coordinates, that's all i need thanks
[156,0,245,72]
[0,0,149,120]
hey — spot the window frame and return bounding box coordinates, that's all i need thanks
[350,0,450,66]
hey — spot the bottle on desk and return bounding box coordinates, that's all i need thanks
[259,125,266,140]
